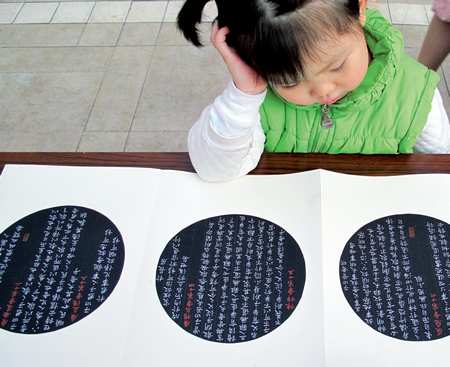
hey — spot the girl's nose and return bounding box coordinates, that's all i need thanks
[312,83,336,101]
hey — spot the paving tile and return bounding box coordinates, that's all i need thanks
[425,5,433,23]
[165,0,216,22]
[389,3,428,25]
[108,46,154,72]
[89,1,130,23]
[14,2,58,24]
[132,45,228,131]
[86,70,148,131]
[437,68,449,103]
[157,22,211,46]
[0,131,81,151]
[368,3,391,23]
[78,23,122,46]
[394,24,427,48]
[0,24,84,46]
[443,58,450,77]
[126,1,166,22]
[389,0,432,4]
[438,65,450,117]
[0,72,103,133]
[164,0,181,22]
[125,131,188,151]
[118,22,160,46]
[0,0,92,2]
[51,2,94,23]
[78,131,128,151]
[0,3,23,24]
[0,47,113,72]
[442,58,450,95]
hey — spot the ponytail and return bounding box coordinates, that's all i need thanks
[345,0,360,18]
[177,0,211,47]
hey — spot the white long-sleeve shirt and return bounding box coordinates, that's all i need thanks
[188,81,450,182]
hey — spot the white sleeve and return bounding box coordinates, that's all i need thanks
[414,88,450,153]
[188,81,267,182]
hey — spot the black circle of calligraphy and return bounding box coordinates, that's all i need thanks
[340,214,450,341]
[0,206,125,334]
[155,214,306,343]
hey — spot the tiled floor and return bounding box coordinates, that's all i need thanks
[0,0,449,151]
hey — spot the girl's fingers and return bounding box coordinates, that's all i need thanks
[212,26,242,65]
[211,24,229,48]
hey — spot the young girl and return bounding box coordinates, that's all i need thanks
[178,0,450,182]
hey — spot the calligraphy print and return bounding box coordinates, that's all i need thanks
[0,206,125,334]
[155,214,306,343]
[340,214,450,341]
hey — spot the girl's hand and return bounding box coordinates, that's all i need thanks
[211,22,267,95]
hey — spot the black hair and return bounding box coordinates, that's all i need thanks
[177,0,362,86]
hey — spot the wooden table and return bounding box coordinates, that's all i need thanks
[0,152,450,175]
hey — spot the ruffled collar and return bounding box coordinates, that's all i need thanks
[269,8,404,112]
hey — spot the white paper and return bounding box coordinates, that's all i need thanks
[124,169,325,367]
[320,171,450,367]
[0,165,163,367]
[1,165,450,367]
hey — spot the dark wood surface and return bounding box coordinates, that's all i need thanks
[1,152,450,176]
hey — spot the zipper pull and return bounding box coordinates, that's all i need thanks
[321,104,333,128]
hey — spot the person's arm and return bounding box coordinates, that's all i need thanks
[188,81,266,182]
[414,88,450,153]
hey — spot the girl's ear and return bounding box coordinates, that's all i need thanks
[359,0,367,26]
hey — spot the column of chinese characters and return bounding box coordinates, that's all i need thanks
[415,275,432,339]
[286,269,295,311]
[373,225,385,333]
[431,292,444,337]
[224,216,237,343]
[361,229,373,326]
[427,222,447,337]
[262,223,275,334]
[50,208,71,329]
[396,220,410,339]
[386,218,401,337]
[230,217,243,340]
[437,223,450,329]
[161,236,181,308]
[348,241,361,313]
[250,219,264,339]
[237,216,249,341]
[156,258,167,284]
[192,221,214,336]
[0,225,23,285]
[380,219,395,337]
[183,283,195,328]
[212,217,225,341]
[274,229,285,326]
[171,255,189,321]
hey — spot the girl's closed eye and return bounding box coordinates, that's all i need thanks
[283,83,298,88]
[330,59,347,72]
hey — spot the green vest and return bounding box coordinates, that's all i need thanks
[260,9,440,153]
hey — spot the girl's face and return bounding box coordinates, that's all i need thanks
[273,27,370,106]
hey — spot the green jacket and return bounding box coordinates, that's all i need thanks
[260,9,440,153]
